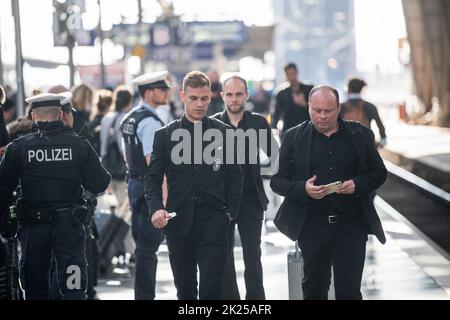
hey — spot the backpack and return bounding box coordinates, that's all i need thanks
[101,114,127,180]
[341,100,370,127]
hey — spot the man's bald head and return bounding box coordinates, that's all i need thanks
[308,85,341,135]
[308,85,340,108]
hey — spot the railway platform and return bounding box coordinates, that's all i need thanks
[95,195,450,300]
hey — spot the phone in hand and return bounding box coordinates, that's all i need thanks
[167,212,177,220]
[323,181,342,196]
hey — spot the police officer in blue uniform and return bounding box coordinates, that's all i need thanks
[0,93,110,300]
[120,71,170,300]
[60,92,77,129]
[49,92,102,300]
[49,92,77,300]
[60,93,102,300]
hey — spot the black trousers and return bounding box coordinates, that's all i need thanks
[298,214,368,300]
[222,196,265,300]
[50,227,99,300]
[166,205,230,300]
[18,214,87,300]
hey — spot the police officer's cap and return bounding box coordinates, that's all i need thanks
[60,91,77,113]
[25,93,65,109]
[132,71,171,91]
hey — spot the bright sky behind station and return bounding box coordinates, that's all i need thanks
[0,0,407,82]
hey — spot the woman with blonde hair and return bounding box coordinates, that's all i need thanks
[88,89,113,154]
[71,83,94,136]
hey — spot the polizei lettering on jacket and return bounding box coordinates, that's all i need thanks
[27,148,73,163]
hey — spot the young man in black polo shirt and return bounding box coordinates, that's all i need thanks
[145,71,243,300]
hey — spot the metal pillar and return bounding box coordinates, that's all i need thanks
[11,0,25,117]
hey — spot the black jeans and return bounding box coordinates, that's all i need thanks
[222,196,265,300]
[166,205,230,300]
[298,214,368,300]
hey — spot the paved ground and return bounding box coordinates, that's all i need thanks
[95,197,450,300]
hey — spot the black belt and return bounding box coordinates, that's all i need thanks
[312,211,362,224]
[17,206,74,225]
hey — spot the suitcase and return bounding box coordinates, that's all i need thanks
[287,241,335,300]
[287,241,304,300]
[0,236,8,300]
[0,236,22,300]
[96,208,133,273]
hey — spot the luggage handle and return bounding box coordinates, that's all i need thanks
[294,240,301,258]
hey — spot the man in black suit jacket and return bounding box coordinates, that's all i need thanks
[271,63,314,134]
[213,76,275,300]
[145,71,243,300]
[270,85,387,300]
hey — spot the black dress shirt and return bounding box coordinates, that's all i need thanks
[180,115,226,207]
[272,82,314,132]
[309,122,361,215]
[221,111,256,199]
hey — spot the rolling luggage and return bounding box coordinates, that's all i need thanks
[96,208,132,273]
[0,236,21,300]
[287,241,335,300]
[287,241,304,300]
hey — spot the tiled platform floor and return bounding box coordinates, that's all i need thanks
[96,197,450,300]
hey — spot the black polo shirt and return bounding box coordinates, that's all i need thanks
[221,111,256,199]
[309,121,361,216]
[181,115,216,207]
[274,83,313,132]
[181,115,242,209]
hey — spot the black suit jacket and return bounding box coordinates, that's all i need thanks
[270,119,387,243]
[144,116,243,238]
[212,110,273,211]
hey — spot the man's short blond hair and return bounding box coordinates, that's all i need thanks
[32,106,61,121]
[182,71,211,91]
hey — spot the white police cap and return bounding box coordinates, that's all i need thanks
[132,71,170,91]
[25,93,65,109]
[60,91,77,113]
